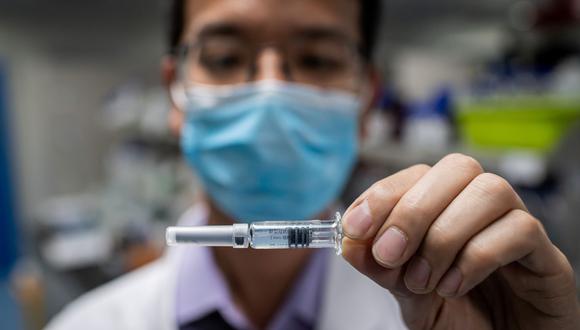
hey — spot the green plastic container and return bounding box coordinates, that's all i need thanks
[457,97,580,152]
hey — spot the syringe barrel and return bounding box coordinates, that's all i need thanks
[249,213,343,254]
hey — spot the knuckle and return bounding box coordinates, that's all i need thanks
[473,173,514,198]
[423,223,457,255]
[559,251,576,284]
[409,163,431,175]
[396,197,430,222]
[511,209,542,239]
[442,153,483,175]
[465,239,501,269]
[369,179,399,206]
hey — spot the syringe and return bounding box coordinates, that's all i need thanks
[166,212,344,255]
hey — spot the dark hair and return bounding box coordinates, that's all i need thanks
[168,0,382,61]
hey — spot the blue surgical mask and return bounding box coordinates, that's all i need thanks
[179,80,361,221]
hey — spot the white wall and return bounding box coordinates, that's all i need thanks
[0,3,166,222]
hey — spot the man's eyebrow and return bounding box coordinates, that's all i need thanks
[196,23,244,41]
[191,24,356,45]
[294,26,355,44]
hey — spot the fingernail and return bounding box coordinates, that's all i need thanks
[343,199,372,238]
[405,257,431,291]
[372,226,407,267]
[437,267,462,297]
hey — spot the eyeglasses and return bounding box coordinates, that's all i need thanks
[174,36,364,89]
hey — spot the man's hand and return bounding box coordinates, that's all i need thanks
[342,154,580,329]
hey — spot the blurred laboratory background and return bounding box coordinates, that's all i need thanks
[0,0,579,328]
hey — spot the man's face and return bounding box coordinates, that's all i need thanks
[166,0,373,134]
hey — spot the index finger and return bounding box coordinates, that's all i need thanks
[342,164,430,240]
[342,164,430,286]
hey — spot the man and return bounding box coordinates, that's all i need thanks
[47,0,580,329]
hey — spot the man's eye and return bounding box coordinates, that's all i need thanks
[200,53,246,72]
[297,54,343,72]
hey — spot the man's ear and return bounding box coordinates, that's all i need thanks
[359,66,382,140]
[161,55,185,137]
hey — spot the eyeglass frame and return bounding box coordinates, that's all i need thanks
[171,34,368,89]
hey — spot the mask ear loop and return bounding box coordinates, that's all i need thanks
[350,59,374,117]
[170,47,194,112]
[343,45,371,103]
[170,83,188,112]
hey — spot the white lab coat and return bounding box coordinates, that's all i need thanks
[46,244,408,330]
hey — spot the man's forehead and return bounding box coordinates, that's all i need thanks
[182,0,360,43]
